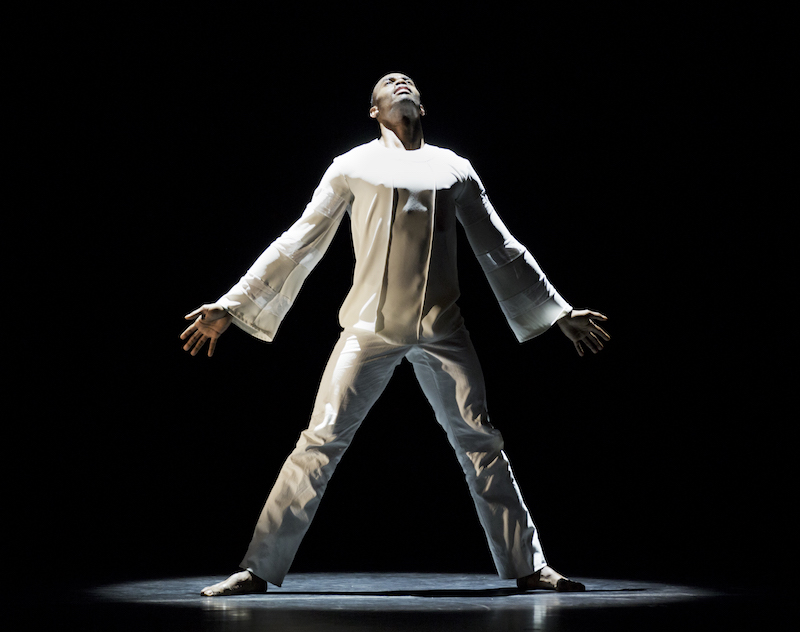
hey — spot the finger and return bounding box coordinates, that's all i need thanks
[578,333,598,355]
[190,334,207,356]
[183,330,203,354]
[587,310,608,321]
[180,322,197,340]
[587,332,604,353]
[185,307,205,320]
[182,332,199,352]
[591,322,611,341]
[207,336,217,357]
[574,340,584,357]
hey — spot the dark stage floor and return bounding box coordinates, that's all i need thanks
[50,572,784,631]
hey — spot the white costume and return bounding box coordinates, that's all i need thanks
[218,140,572,586]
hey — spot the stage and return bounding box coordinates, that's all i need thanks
[52,572,777,631]
[19,4,790,631]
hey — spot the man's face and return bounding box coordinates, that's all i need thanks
[370,73,422,117]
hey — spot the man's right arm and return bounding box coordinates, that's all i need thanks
[207,162,353,345]
[180,304,232,357]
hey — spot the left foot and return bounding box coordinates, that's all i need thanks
[517,566,585,592]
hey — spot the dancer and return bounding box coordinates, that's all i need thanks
[182,72,610,596]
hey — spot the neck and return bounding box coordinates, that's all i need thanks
[377,114,424,151]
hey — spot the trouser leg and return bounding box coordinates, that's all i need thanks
[241,330,406,586]
[405,326,546,579]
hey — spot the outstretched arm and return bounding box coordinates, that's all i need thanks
[455,163,573,342]
[557,309,610,356]
[180,303,232,357]
[215,162,352,343]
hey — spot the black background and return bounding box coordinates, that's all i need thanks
[20,3,791,591]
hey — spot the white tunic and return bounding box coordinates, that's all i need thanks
[218,140,571,344]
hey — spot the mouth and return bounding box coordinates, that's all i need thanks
[394,86,412,96]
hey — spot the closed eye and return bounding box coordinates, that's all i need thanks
[385,77,415,85]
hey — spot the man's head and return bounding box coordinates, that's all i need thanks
[369,72,425,123]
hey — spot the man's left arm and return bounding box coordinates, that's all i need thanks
[455,161,609,353]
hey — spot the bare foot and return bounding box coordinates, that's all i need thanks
[516,566,585,592]
[200,570,268,596]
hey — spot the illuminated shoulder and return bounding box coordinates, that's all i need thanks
[427,145,475,180]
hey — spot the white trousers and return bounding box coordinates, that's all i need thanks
[241,326,547,586]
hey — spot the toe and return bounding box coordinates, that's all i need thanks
[556,578,586,592]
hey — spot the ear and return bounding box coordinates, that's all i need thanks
[420,104,426,117]
[369,106,379,119]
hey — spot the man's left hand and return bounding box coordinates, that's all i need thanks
[557,309,610,357]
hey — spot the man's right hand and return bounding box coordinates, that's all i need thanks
[180,303,232,357]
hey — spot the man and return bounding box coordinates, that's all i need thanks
[181,72,610,596]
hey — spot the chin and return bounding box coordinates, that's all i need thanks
[394,98,420,110]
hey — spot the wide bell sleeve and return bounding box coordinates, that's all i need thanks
[217,163,353,342]
[455,164,572,342]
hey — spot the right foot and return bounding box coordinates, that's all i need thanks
[200,570,267,596]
